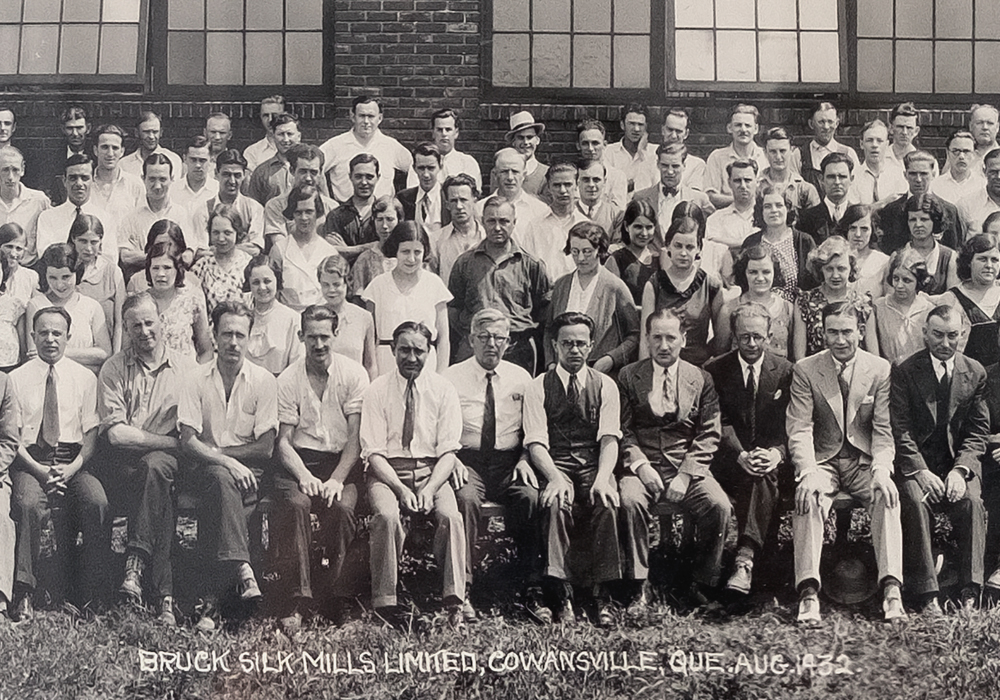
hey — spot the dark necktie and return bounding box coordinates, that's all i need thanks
[838,361,850,429]
[937,361,950,432]
[420,195,430,224]
[39,364,59,448]
[568,374,583,418]
[401,377,416,450]
[481,371,496,452]
[75,205,82,219]
[746,364,757,444]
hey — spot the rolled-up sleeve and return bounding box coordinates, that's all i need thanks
[597,374,622,440]
[251,373,279,438]
[360,380,388,460]
[522,375,549,449]
[435,382,464,457]
[97,357,128,432]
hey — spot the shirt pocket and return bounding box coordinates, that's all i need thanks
[234,394,259,440]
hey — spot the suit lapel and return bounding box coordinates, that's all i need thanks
[756,353,778,409]
[914,351,939,426]
[677,361,698,421]
[816,353,845,431]
[636,358,655,407]
[846,353,872,426]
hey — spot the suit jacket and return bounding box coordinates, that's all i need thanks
[397,186,451,229]
[27,146,83,206]
[875,192,965,254]
[545,267,640,372]
[787,349,894,478]
[704,349,793,463]
[797,202,838,244]
[890,349,989,478]
[618,358,721,479]
[632,184,713,225]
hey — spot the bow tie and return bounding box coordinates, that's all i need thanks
[662,186,678,198]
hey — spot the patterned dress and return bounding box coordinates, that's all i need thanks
[798,286,873,357]
[190,249,253,314]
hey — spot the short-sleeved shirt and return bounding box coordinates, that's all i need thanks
[119,200,192,258]
[12,356,98,444]
[277,356,369,453]
[519,208,589,281]
[98,346,193,436]
[442,357,531,452]
[177,358,278,448]
[90,168,145,230]
[0,185,49,264]
[35,200,119,266]
[189,193,266,252]
[522,364,621,449]
[271,234,339,311]
[320,129,413,203]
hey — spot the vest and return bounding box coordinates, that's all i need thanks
[542,367,602,466]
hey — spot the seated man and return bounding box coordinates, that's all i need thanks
[522,312,622,624]
[11,307,104,617]
[618,308,730,607]
[704,302,793,594]
[787,301,904,623]
[273,304,369,632]
[177,301,278,631]
[444,309,541,620]
[360,321,467,625]
[100,293,193,625]
[891,305,988,613]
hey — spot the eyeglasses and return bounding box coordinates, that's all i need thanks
[737,333,767,344]
[558,340,591,350]
[474,333,509,346]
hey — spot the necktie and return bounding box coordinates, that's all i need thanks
[75,205,82,219]
[937,361,951,433]
[872,174,880,203]
[663,371,676,414]
[587,204,594,218]
[746,365,757,444]
[420,195,430,224]
[568,374,582,418]
[39,364,59,448]
[481,371,496,452]
[401,377,415,450]
[838,361,850,428]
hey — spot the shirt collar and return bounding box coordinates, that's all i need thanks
[555,362,586,390]
[737,353,764,378]
[652,358,678,383]
[933,355,956,378]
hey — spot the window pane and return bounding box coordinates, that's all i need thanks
[100,23,138,72]
[23,0,60,24]
[674,0,713,28]
[615,0,649,33]
[573,34,610,87]
[533,34,571,87]
[799,0,837,30]
[976,43,1000,91]
[206,32,243,84]
[857,0,892,38]
[976,0,1000,39]
[758,31,798,82]
[0,26,19,73]
[494,0,529,32]
[20,25,58,73]
[59,24,99,73]
[0,4,22,23]
[758,0,796,30]
[614,34,649,87]
[207,0,243,30]
[64,0,101,23]
[716,0,755,29]
[897,0,932,38]
[716,29,756,80]
[169,0,204,30]
[936,0,972,38]
[168,31,205,83]
[575,0,610,33]
[895,40,933,92]
[285,31,322,84]
[800,31,839,81]
[247,0,282,30]
[675,29,714,79]
[245,31,283,83]
[534,0,570,32]
[935,41,972,92]
[103,0,140,22]
[492,33,530,86]
[856,38,892,90]
[285,0,322,30]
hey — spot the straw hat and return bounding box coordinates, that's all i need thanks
[823,555,878,605]
[505,111,546,140]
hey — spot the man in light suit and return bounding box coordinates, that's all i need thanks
[891,305,989,613]
[704,302,793,594]
[787,301,904,623]
[618,308,730,607]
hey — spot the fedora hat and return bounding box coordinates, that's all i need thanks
[505,111,546,140]
[823,556,878,605]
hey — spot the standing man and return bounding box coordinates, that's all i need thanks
[891,305,989,613]
[759,127,820,213]
[605,104,659,196]
[506,111,548,196]
[33,106,90,204]
[324,153,380,261]
[931,131,984,206]
[321,96,412,202]
[850,119,908,206]
[796,102,860,195]
[171,136,220,233]
[0,107,16,148]
[397,142,450,238]
[877,151,965,253]
[407,109,482,191]
[445,309,541,620]
[575,119,628,209]
[10,307,104,616]
[99,293,192,625]
[704,104,768,210]
[704,302,793,595]
[787,301,904,623]
[433,174,484,286]
[89,124,145,230]
[969,104,999,165]
[119,111,182,181]
[118,154,189,273]
[190,149,265,255]
[885,103,938,181]
[618,309,730,607]
[0,146,49,265]
[204,113,233,167]
[705,160,759,251]
[797,153,856,244]
[957,148,1000,235]
[243,96,286,173]
[448,197,551,371]
[244,112,305,206]
[661,108,706,192]
[262,143,337,247]
[522,311,622,624]
[576,160,624,247]
[273,304,369,631]
[360,321,467,625]
[632,144,713,227]
[178,301,277,630]
[477,147,548,245]
[520,161,588,280]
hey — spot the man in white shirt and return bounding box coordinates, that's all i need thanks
[885,102,938,181]
[262,143,338,247]
[34,153,119,267]
[796,101,860,195]
[476,147,548,245]
[575,119,628,209]
[604,104,659,197]
[758,127,820,212]
[119,153,191,274]
[434,174,484,285]
[321,96,412,202]
[243,95,285,173]
[204,112,233,167]
[119,111,182,181]
[706,160,759,250]
[969,103,999,165]
[661,108,707,192]
[957,148,1000,235]
[632,144,714,227]
[0,146,49,264]
[520,161,588,280]
[190,149,266,255]
[360,321,467,626]
[273,304,369,631]
[704,104,769,209]
[397,142,449,238]
[407,108,482,191]
[506,111,548,197]
[932,130,985,206]
[89,124,145,230]
[171,135,220,219]
[850,119,908,206]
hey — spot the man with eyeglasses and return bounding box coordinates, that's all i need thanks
[443,308,541,621]
[957,148,1000,235]
[522,311,622,625]
[704,302,793,596]
[931,131,984,206]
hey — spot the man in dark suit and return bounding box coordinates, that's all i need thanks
[980,350,1000,591]
[618,308,731,607]
[397,142,450,238]
[704,302,793,594]
[891,304,989,613]
[29,106,90,205]
[876,151,966,254]
[797,152,855,244]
